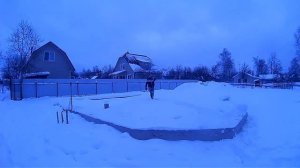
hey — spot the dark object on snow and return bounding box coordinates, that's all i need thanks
[104,103,109,109]
[57,108,70,124]
[145,76,156,99]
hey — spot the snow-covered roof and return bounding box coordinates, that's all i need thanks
[23,72,50,78]
[129,63,143,72]
[109,70,126,76]
[259,74,278,80]
[124,52,152,64]
[232,72,258,79]
[91,76,99,79]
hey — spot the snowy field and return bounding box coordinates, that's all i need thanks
[0,82,300,167]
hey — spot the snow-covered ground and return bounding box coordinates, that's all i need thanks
[0,82,300,167]
[76,82,247,130]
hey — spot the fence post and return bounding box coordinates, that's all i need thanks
[35,82,38,98]
[20,79,23,100]
[56,83,59,97]
[66,110,69,124]
[9,79,12,100]
[61,111,64,123]
[95,82,98,94]
[56,111,59,123]
[76,82,79,96]
[13,82,16,100]
[160,82,162,89]
[70,82,73,111]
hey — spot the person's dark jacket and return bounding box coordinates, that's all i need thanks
[145,77,156,90]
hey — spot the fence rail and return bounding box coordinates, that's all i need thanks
[231,82,295,89]
[10,79,197,100]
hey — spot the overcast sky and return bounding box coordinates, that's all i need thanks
[1,0,300,71]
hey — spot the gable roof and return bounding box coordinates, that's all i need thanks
[26,41,75,71]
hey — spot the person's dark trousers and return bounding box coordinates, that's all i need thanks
[149,88,154,99]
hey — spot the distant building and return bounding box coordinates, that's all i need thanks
[23,41,75,79]
[232,72,259,84]
[110,52,153,79]
[259,74,280,83]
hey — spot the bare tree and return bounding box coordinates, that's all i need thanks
[193,65,212,81]
[2,20,41,79]
[268,53,282,74]
[288,57,300,81]
[295,26,300,58]
[217,48,235,81]
[211,63,222,80]
[253,56,268,76]
[182,66,193,79]
[175,65,183,79]
[239,62,252,74]
[101,65,114,79]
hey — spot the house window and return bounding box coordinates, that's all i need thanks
[120,63,126,70]
[44,51,55,62]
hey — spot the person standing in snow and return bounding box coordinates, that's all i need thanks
[145,76,156,99]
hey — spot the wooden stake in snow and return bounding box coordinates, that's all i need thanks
[56,111,59,123]
[104,103,109,109]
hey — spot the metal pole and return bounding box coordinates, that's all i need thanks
[126,81,128,92]
[112,82,114,93]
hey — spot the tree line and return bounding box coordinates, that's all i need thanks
[1,20,300,82]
